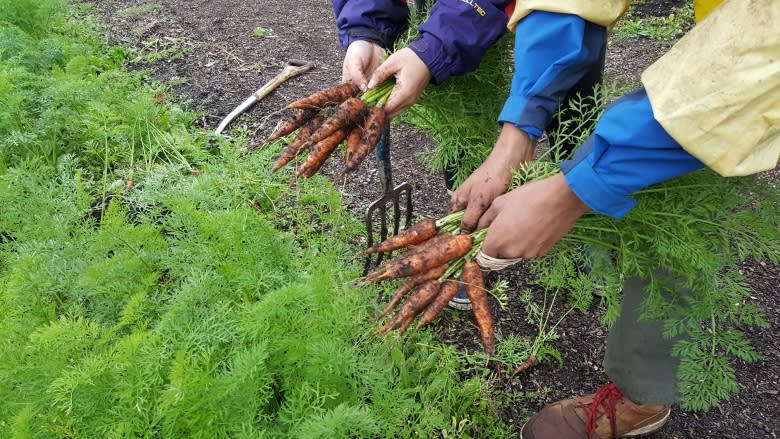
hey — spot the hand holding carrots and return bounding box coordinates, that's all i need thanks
[449,124,535,232]
[367,47,432,119]
[342,40,385,91]
[478,173,590,260]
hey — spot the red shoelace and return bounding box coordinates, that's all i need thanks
[581,382,624,439]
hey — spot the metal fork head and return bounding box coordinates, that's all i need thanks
[363,182,413,275]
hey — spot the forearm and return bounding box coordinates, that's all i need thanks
[408,0,513,84]
[331,0,410,49]
[560,88,705,219]
[498,11,607,140]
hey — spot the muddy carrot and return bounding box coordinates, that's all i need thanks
[415,279,461,330]
[374,264,448,321]
[306,97,367,146]
[345,106,386,171]
[286,83,361,110]
[270,116,324,172]
[510,354,538,378]
[364,233,473,283]
[264,109,317,144]
[343,125,363,167]
[379,280,441,334]
[463,261,494,357]
[365,217,438,255]
[296,126,350,178]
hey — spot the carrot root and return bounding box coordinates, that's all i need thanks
[345,106,386,171]
[264,109,317,144]
[374,264,448,321]
[286,82,361,110]
[463,261,494,358]
[296,126,350,178]
[510,355,538,378]
[306,97,367,146]
[364,233,473,283]
[383,280,442,334]
[365,217,438,255]
[415,279,461,330]
[270,116,325,172]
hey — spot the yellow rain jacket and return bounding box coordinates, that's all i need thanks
[508,0,780,177]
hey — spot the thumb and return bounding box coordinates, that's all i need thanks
[366,61,397,90]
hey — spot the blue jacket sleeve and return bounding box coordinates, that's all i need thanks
[560,88,705,219]
[498,11,607,140]
[331,0,410,49]
[408,0,513,84]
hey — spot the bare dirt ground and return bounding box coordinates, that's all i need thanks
[88,1,779,437]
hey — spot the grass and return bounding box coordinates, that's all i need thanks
[613,1,695,41]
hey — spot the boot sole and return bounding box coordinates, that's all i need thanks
[624,408,671,437]
[520,408,670,439]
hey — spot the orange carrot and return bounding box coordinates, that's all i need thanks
[264,109,317,143]
[374,264,448,321]
[510,354,538,378]
[415,279,461,329]
[296,126,350,178]
[343,125,363,167]
[306,97,367,146]
[286,83,361,110]
[379,280,441,334]
[463,261,494,357]
[364,233,473,283]
[345,106,386,171]
[365,217,438,255]
[270,116,324,172]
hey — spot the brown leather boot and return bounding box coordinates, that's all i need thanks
[520,382,671,439]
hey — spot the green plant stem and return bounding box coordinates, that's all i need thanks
[361,80,394,107]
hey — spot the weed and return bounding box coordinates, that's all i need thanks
[251,26,271,38]
[614,3,695,41]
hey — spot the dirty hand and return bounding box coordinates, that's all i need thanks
[477,172,591,259]
[449,124,535,233]
[366,47,432,118]
[342,40,385,91]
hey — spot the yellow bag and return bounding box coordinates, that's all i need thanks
[642,0,780,176]
[506,0,628,31]
[694,0,722,22]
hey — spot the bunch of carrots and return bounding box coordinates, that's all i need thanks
[259,80,394,177]
[361,211,497,359]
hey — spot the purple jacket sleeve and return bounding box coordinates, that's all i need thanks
[409,0,513,83]
[331,0,410,50]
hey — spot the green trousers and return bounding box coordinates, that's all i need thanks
[603,276,688,405]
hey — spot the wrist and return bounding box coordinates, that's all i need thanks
[491,123,535,167]
[552,172,591,216]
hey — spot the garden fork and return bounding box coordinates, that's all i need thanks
[363,121,413,275]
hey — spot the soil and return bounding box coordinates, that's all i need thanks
[88,1,779,438]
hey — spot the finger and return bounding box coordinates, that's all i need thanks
[383,90,410,119]
[449,189,467,213]
[480,228,500,258]
[366,61,396,90]
[475,203,498,231]
[343,64,368,91]
[460,196,490,233]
